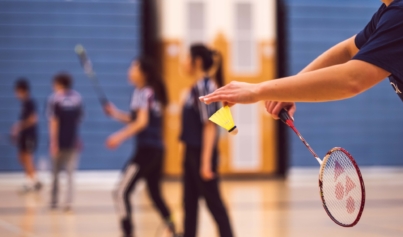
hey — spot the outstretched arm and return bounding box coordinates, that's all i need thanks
[105,108,149,149]
[104,103,131,123]
[201,60,390,104]
[266,35,359,118]
[300,35,359,73]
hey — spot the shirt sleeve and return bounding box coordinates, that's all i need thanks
[131,88,151,110]
[355,8,381,49]
[196,80,220,123]
[353,7,403,79]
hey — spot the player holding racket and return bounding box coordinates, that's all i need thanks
[199,0,402,228]
[200,0,403,117]
[104,57,177,237]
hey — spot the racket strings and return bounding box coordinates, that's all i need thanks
[321,150,363,225]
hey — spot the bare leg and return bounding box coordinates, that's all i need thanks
[20,152,36,180]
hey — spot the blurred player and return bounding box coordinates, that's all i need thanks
[12,78,42,193]
[179,44,234,237]
[104,56,177,237]
[47,73,83,211]
[200,0,402,119]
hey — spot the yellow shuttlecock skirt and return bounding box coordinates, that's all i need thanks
[209,106,238,135]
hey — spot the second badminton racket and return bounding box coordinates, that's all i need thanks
[75,44,108,106]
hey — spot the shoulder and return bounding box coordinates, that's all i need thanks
[390,0,403,8]
[47,93,57,103]
[68,90,83,104]
[201,77,218,93]
[70,90,82,99]
[192,78,218,98]
[134,87,154,101]
[381,3,403,19]
[374,5,403,31]
[142,86,154,97]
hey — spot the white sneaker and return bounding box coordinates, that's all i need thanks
[18,184,33,194]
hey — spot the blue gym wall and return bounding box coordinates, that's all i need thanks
[286,0,403,166]
[0,0,141,171]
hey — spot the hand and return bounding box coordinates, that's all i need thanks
[200,164,215,181]
[265,102,296,120]
[199,81,260,106]
[105,134,122,150]
[50,143,59,159]
[103,102,116,117]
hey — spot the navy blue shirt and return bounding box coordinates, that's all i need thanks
[19,98,37,137]
[130,86,164,149]
[353,0,403,101]
[47,90,83,149]
[180,77,220,148]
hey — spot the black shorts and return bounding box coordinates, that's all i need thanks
[18,134,37,153]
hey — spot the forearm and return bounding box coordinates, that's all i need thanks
[112,121,146,143]
[299,36,358,74]
[20,114,38,130]
[256,60,386,102]
[201,122,216,168]
[111,109,131,123]
[49,118,58,145]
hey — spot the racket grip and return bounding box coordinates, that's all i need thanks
[279,109,293,125]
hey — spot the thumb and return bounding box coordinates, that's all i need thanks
[288,105,296,120]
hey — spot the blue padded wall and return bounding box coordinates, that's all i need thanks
[0,0,141,171]
[285,0,403,166]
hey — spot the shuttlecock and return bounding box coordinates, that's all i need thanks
[209,106,238,135]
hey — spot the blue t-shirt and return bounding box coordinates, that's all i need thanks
[353,0,403,101]
[47,90,83,149]
[180,77,220,148]
[130,86,164,149]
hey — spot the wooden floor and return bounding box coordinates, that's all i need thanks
[0,168,402,237]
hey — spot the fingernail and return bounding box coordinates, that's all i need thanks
[291,116,295,121]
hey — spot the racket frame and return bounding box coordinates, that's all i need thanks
[319,147,366,227]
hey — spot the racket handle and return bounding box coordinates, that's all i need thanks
[279,109,293,125]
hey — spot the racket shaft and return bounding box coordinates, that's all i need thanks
[289,126,322,164]
[75,45,108,106]
[90,77,108,105]
[279,109,322,164]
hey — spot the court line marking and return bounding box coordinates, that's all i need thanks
[0,219,39,237]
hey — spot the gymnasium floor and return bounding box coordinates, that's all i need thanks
[0,168,402,237]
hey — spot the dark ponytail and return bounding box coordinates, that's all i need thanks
[137,56,169,108]
[190,44,224,87]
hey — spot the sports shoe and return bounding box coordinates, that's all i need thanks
[17,184,33,194]
[34,181,43,191]
[64,206,73,213]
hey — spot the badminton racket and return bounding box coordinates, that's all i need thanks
[279,109,365,227]
[75,44,108,105]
